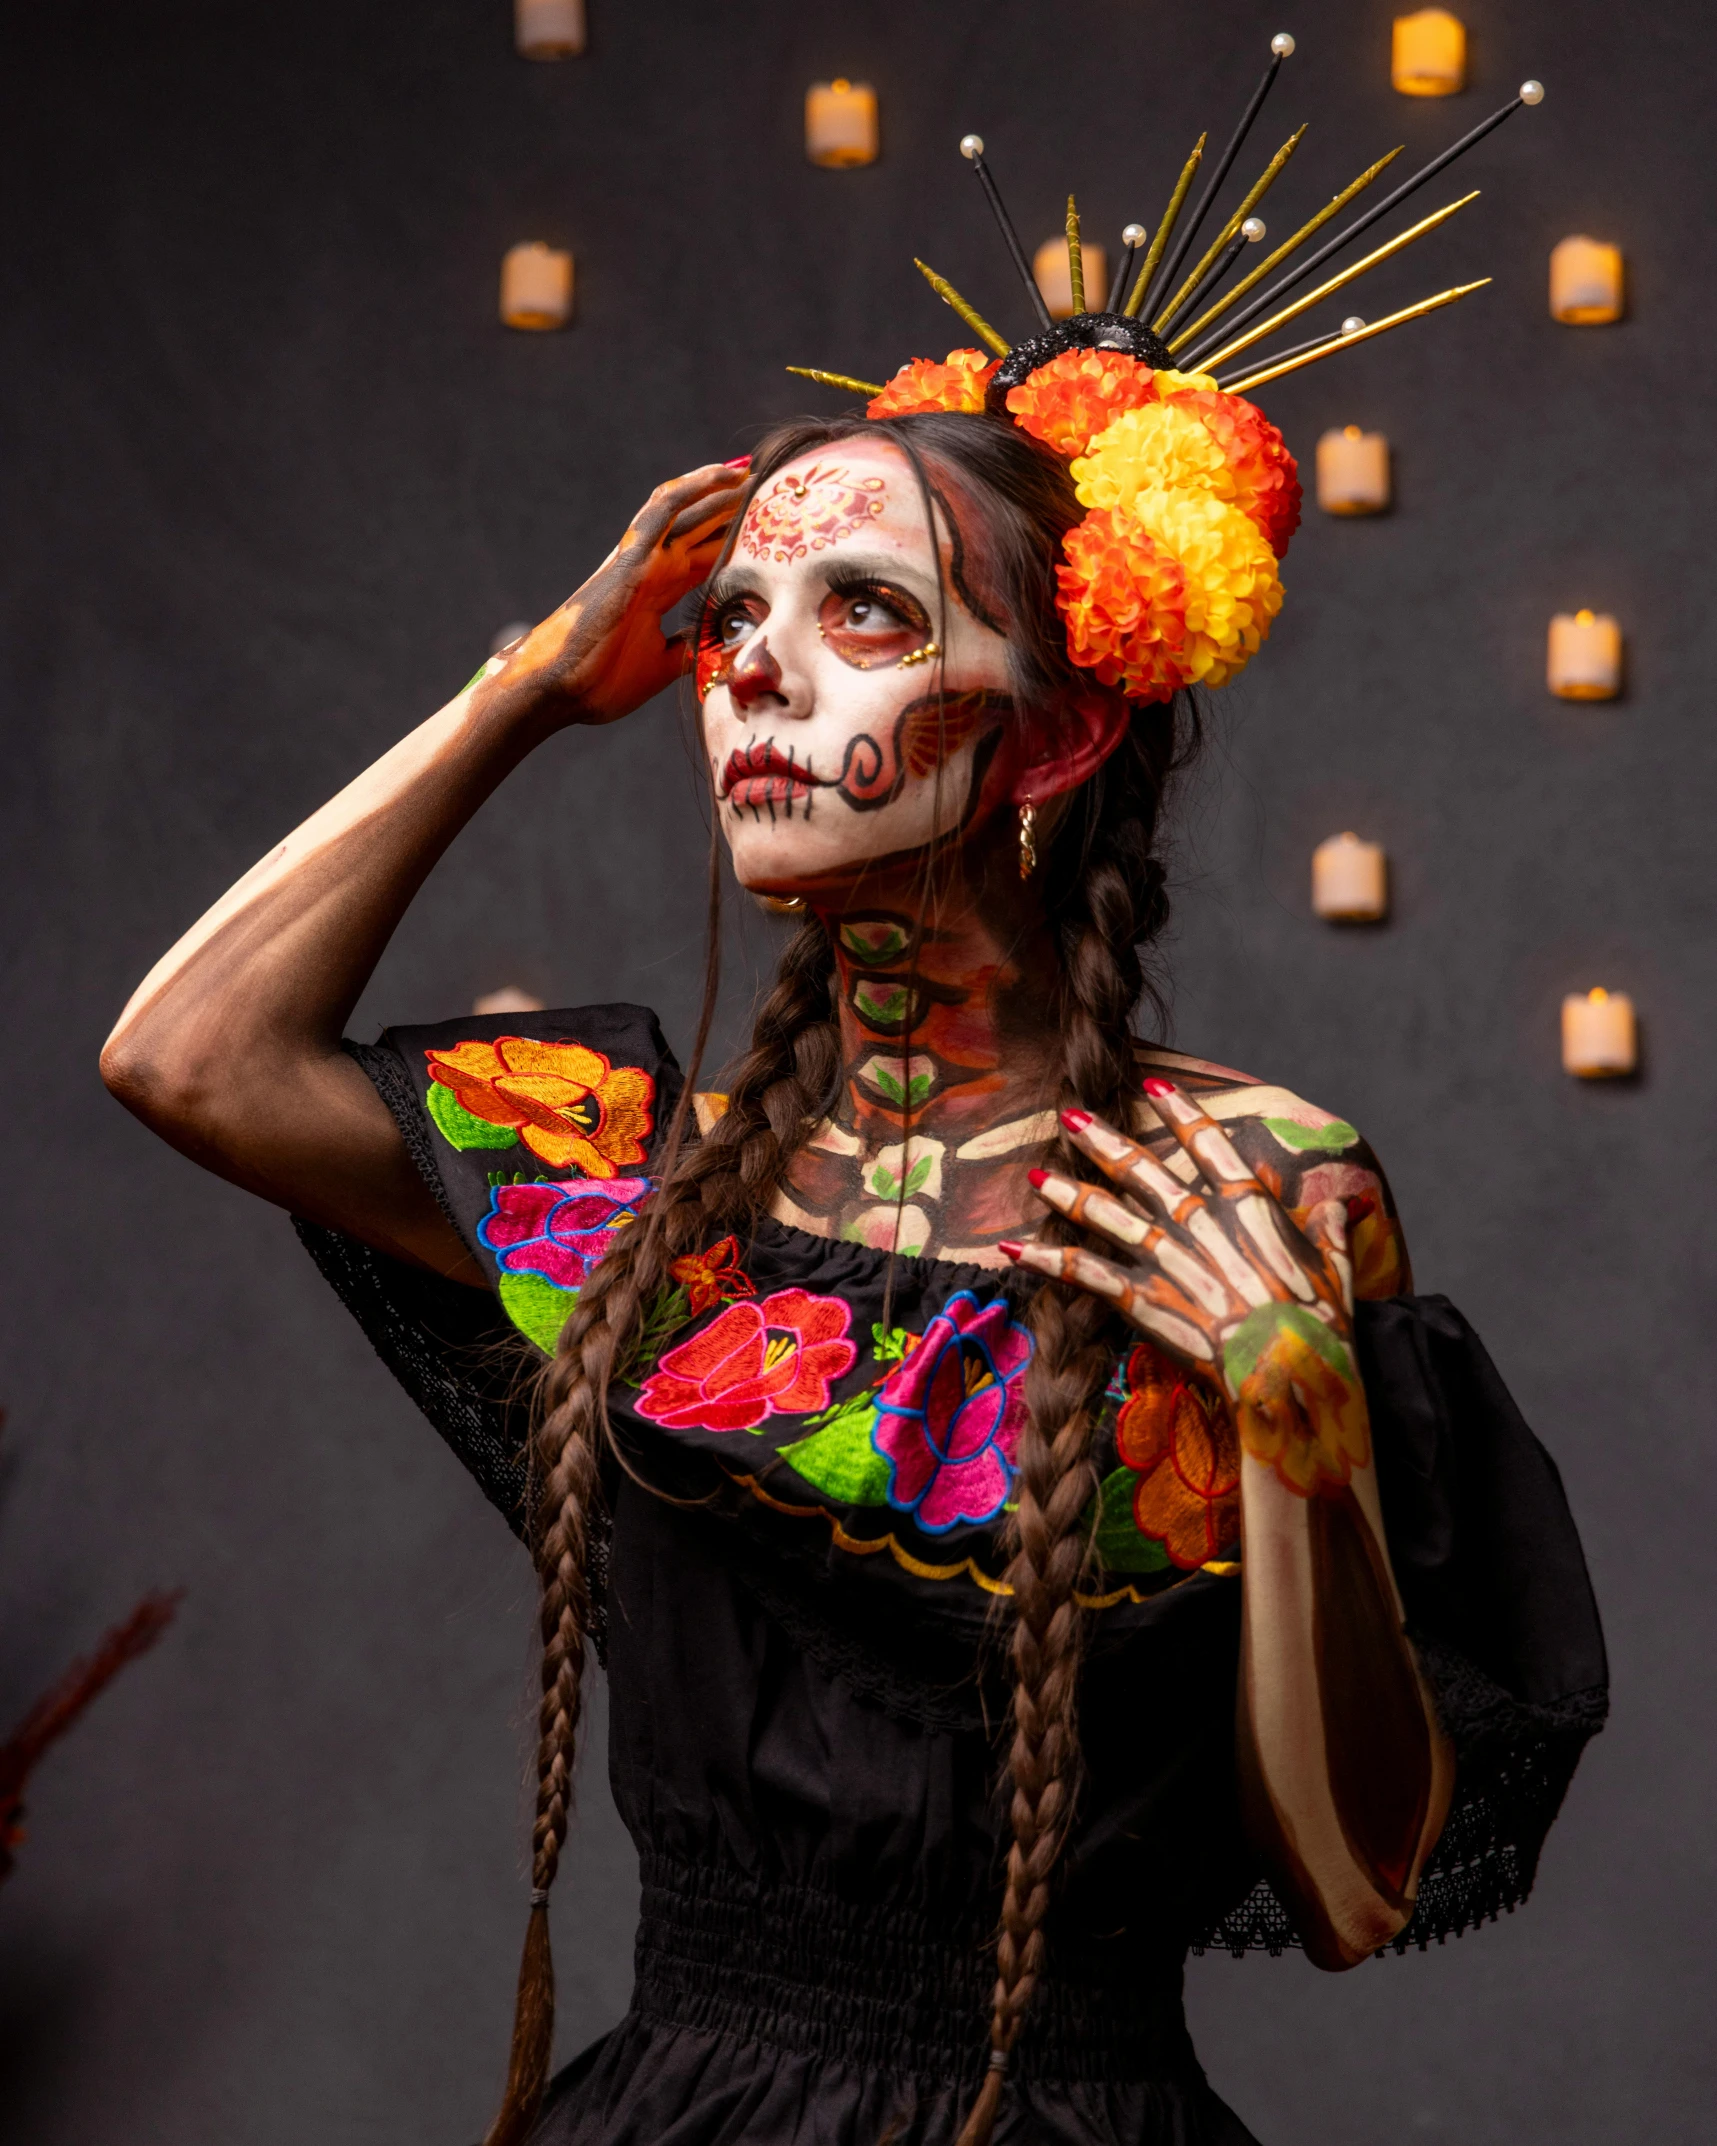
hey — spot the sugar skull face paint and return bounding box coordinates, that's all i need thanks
[698,440,1022,896]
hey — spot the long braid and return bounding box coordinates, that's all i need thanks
[481,913,838,2146]
[958,708,1182,2146]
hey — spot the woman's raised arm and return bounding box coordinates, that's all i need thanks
[100,462,745,1277]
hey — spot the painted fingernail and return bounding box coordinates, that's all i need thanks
[1027,1167,1049,1189]
[1142,1078,1176,1098]
[723,455,752,469]
[1060,1107,1093,1133]
[997,1239,1025,1260]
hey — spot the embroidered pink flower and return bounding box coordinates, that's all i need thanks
[477,1177,651,1289]
[872,1290,1034,1533]
[635,1289,857,1432]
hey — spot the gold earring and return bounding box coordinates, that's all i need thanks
[1018,801,1038,880]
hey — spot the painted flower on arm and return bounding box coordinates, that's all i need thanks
[634,1289,857,1432]
[424,1037,654,1177]
[1223,1304,1371,1496]
[872,1290,1033,1533]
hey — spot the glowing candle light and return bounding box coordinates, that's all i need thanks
[474,986,547,1017]
[1033,235,1109,321]
[1549,236,1624,325]
[1392,9,1466,95]
[515,0,585,58]
[1316,425,1391,514]
[500,242,573,330]
[1561,988,1636,1077]
[1547,610,1622,700]
[1311,833,1388,922]
[805,79,878,168]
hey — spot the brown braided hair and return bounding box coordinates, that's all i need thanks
[481,412,1196,2146]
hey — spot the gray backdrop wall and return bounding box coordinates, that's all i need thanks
[2,1,1710,2140]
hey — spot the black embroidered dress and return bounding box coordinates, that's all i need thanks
[299,1004,1608,2146]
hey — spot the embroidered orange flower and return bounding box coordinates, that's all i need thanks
[669,1235,756,1316]
[1004,348,1160,458]
[425,1037,654,1177]
[1114,1346,1239,1569]
[866,348,998,418]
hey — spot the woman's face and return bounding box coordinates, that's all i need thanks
[697,440,1022,896]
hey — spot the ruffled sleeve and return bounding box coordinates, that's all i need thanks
[1199,1290,1609,1954]
[294,1002,683,1538]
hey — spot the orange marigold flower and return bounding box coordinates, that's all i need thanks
[1161,387,1301,557]
[425,1037,654,1178]
[1056,507,1191,702]
[1004,348,1160,458]
[866,348,998,418]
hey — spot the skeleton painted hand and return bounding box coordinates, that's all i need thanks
[1005,1079,1370,1499]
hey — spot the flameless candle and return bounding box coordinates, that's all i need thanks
[1391,9,1465,95]
[515,0,584,57]
[1547,610,1622,700]
[474,986,547,1016]
[1311,833,1388,922]
[1316,426,1391,514]
[1549,236,1624,325]
[500,242,573,330]
[1561,988,1636,1077]
[1033,236,1109,321]
[805,80,878,168]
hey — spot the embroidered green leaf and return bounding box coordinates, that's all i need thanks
[1261,1116,1358,1155]
[498,1271,578,1353]
[1220,1302,1354,1391]
[779,1390,893,1505]
[871,1324,913,1364]
[427,1081,519,1151]
[1085,1467,1173,1574]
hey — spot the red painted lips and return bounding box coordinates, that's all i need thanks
[721,740,820,812]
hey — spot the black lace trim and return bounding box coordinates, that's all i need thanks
[344,1039,466,1241]
[1192,1649,1608,1958]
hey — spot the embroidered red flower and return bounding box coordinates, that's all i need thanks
[669,1236,756,1316]
[634,1289,857,1432]
[424,1037,653,1177]
[872,1289,1033,1532]
[1114,1345,1239,1569]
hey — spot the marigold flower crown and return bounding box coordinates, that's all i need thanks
[789,37,1544,704]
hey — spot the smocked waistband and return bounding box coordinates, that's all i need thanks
[632,1852,1197,2088]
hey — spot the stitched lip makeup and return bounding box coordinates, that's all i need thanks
[721,739,822,813]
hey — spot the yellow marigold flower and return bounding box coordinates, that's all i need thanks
[1072,404,1235,516]
[1126,488,1282,687]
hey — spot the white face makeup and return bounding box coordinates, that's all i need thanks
[696,440,1020,895]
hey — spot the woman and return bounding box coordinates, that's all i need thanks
[100,360,1605,2146]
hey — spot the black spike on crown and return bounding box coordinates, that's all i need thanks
[985,315,1176,415]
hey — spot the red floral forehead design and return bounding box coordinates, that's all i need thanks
[787,39,1543,703]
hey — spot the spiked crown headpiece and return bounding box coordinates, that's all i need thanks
[789,37,1543,702]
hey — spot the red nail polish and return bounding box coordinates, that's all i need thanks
[1060,1107,1093,1133]
[1142,1078,1175,1098]
[724,455,752,468]
[1027,1167,1048,1189]
[997,1239,1025,1260]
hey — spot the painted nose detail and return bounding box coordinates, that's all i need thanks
[728,635,785,710]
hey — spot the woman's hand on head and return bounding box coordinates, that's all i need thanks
[496,460,749,729]
[1005,1082,1368,1496]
